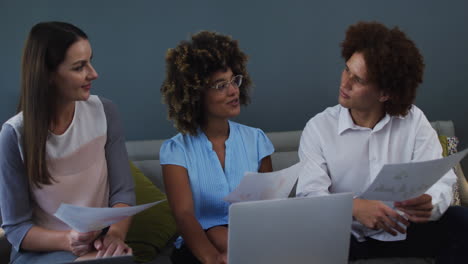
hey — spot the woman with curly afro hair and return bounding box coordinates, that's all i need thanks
[160,31,274,264]
[296,21,468,262]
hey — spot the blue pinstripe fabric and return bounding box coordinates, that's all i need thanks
[160,121,274,230]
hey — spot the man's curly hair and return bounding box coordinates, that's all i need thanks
[341,21,425,116]
[161,31,252,135]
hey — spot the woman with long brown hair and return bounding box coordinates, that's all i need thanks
[0,22,135,263]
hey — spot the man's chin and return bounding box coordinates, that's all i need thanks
[338,99,349,108]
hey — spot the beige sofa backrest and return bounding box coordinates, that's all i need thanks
[125,130,303,192]
[125,120,463,197]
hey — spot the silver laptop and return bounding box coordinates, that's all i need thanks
[228,192,353,264]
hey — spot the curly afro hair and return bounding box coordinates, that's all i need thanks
[341,21,425,116]
[161,31,252,135]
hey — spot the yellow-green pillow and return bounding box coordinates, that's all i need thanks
[438,135,448,157]
[126,162,176,263]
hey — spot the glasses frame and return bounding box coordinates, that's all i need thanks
[210,75,243,91]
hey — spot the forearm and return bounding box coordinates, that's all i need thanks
[161,165,219,262]
[20,226,69,252]
[258,156,273,173]
[352,198,369,221]
[176,212,220,263]
[108,203,132,240]
[295,160,331,197]
[206,226,228,254]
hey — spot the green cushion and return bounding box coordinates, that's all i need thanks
[438,135,448,157]
[126,162,176,263]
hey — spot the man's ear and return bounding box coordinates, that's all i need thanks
[379,91,390,102]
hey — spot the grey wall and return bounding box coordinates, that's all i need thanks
[1,0,467,168]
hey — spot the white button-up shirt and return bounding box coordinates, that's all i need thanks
[296,104,456,241]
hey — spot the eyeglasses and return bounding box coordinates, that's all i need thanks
[210,75,243,91]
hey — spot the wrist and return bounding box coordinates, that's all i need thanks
[107,228,126,241]
[62,230,73,252]
[352,198,362,218]
[199,248,219,264]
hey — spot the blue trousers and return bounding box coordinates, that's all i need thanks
[10,249,76,264]
[349,206,468,263]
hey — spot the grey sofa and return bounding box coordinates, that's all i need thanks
[0,120,466,264]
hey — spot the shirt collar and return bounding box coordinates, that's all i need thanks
[337,105,401,135]
[372,114,392,132]
[338,106,357,135]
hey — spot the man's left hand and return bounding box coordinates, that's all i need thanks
[394,194,433,223]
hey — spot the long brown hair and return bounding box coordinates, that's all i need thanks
[17,22,87,188]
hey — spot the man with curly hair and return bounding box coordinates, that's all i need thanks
[296,21,468,262]
[160,31,274,264]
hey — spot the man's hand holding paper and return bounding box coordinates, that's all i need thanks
[353,148,468,236]
[359,148,468,202]
[394,194,433,223]
[353,198,410,236]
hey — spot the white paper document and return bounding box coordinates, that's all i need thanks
[223,162,303,203]
[54,200,165,232]
[359,148,468,201]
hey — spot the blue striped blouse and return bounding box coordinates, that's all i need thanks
[160,121,274,232]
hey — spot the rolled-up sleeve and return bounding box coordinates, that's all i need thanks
[0,124,34,251]
[412,113,456,220]
[101,98,136,207]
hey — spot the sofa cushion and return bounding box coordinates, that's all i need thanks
[446,137,459,155]
[266,130,302,152]
[126,162,176,263]
[271,151,299,171]
[126,139,164,161]
[132,160,165,192]
[430,121,455,137]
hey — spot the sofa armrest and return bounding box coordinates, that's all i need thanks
[454,163,468,207]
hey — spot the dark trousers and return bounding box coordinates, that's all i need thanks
[170,225,227,264]
[170,244,201,264]
[349,206,468,263]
